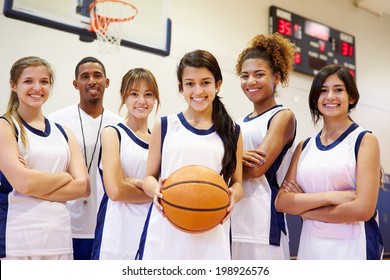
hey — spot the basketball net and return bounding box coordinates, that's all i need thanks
[89,0,138,54]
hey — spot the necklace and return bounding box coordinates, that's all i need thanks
[77,105,104,173]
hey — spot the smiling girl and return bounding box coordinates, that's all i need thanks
[91,68,160,260]
[275,64,384,259]
[0,56,89,260]
[137,50,243,260]
[231,33,296,260]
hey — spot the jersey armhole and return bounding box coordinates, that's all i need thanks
[54,123,68,142]
[1,116,19,142]
[110,125,122,143]
[96,125,121,170]
[234,123,241,144]
[267,109,297,150]
[302,137,311,151]
[160,116,168,155]
[355,130,371,160]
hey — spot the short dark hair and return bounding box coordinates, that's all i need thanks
[75,56,106,78]
[308,64,359,124]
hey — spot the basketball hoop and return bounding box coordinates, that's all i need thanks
[89,0,138,54]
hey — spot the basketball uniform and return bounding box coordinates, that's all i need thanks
[137,112,239,260]
[48,105,122,259]
[296,123,383,260]
[91,123,150,259]
[0,116,72,259]
[231,105,295,260]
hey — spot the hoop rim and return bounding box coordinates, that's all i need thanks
[89,0,138,23]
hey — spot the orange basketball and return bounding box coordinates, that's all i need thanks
[160,165,230,234]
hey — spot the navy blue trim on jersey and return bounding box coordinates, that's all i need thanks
[178,112,215,135]
[91,165,107,260]
[0,172,13,258]
[302,137,311,151]
[135,203,154,260]
[101,125,121,154]
[107,125,122,142]
[266,106,290,130]
[54,123,68,142]
[354,130,370,160]
[72,238,94,260]
[365,211,384,259]
[316,122,358,150]
[118,123,149,149]
[0,116,19,141]
[96,125,120,185]
[265,137,293,245]
[291,118,297,148]
[97,145,103,174]
[267,109,297,151]
[161,116,168,155]
[241,106,295,246]
[22,117,51,137]
[91,125,120,260]
[267,108,296,245]
[354,130,382,258]
[234,124,240,142]
[0,116,9,124]
[242,105,283,122]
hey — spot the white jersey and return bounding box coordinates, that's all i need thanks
[232,105,295,249]
[137,113,239,260]
[48,105,122,239]
[0,116,72,257]
[297,123,383,260]
[92,123,150,259]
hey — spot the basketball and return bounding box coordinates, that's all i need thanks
[160,165,230,234]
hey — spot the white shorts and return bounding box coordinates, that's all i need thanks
[232,233,290,260]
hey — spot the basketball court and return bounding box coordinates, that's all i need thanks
[1,0,389,261]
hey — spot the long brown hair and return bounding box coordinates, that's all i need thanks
[177,50,237,182]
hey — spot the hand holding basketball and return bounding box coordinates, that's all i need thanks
[160,165,230,234]
[222,187,237,224]
[152,178,164,214]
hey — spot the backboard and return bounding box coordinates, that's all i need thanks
[3,0,171,56]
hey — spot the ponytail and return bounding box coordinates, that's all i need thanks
[212,95,237,182]
[4,91,27,146]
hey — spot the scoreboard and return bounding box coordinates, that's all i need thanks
[269,6,356,77]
